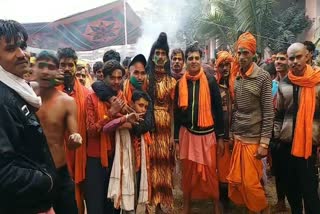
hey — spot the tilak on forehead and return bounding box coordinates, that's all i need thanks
[237,32,256,54]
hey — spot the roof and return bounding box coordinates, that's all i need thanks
[23,0,141,51]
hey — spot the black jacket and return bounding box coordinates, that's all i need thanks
[0,82,57,214]
[174,73,224,140]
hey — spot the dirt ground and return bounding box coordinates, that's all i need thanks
[169,161,291,214]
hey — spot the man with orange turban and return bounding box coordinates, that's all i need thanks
[226,32,273,213]
[215,50,233,210]
[215,51,233,84]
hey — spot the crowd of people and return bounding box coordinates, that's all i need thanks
[0,19,320,214]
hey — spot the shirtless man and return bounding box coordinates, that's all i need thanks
[34,50,82,214]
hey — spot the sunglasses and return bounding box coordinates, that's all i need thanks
[38,62,57,70]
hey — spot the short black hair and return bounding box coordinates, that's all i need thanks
[36,50,59,67]
[132,90,151,103]
[0,19,28,49]
[93,61,103,73]
[171,48,185,61]
[185,44,203,60]
[102,60,125,77]
[264,62,277,77]
[303,41,316,53]
[57,47,78,63]
[276,49,287,55]
[122,57,132,68]
[103,50,121,63]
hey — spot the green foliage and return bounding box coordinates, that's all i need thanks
[196,0,311,53]
[266,4,311,52]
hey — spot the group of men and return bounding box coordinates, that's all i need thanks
[0,19,320,214]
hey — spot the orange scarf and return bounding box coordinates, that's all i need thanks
[288,65,320,159]
[229,62,239,100]
[73,79,88,184]
[57,79,88,214]
[123,79,147,103]
[178,68,214,128]
[97,91,127,167]
[57,79,88,183]
[229,62,254,100]
[97,99,112,167]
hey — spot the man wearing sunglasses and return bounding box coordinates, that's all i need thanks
[34,50,82,214]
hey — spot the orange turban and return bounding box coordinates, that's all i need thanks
[236,32,256,54]
[216,51,233,68]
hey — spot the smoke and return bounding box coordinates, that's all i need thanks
[132,0,191,58]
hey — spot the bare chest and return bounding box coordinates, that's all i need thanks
[37,100,66,130]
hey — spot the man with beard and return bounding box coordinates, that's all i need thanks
[0,19,56,213]
[146,32,176,213]
[57,47,90,214]
[35,51,81,214]
[274,43,320,214]
[85,60,128,214]
[174,44,224,214]
[215,50,233,210]
[93,61,104,81]
[170,48,185,80]
[226,32,273,213]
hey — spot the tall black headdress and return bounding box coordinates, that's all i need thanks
[146,32,172,105]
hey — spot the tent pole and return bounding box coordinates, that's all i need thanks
[123,0,128,46]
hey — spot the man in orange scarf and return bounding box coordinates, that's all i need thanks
[174,44,225,214]
[85,60,130,214]
[226,32,273,213]
[215,50,233,210]
[274,42,320,213]
[57,48,89,214]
